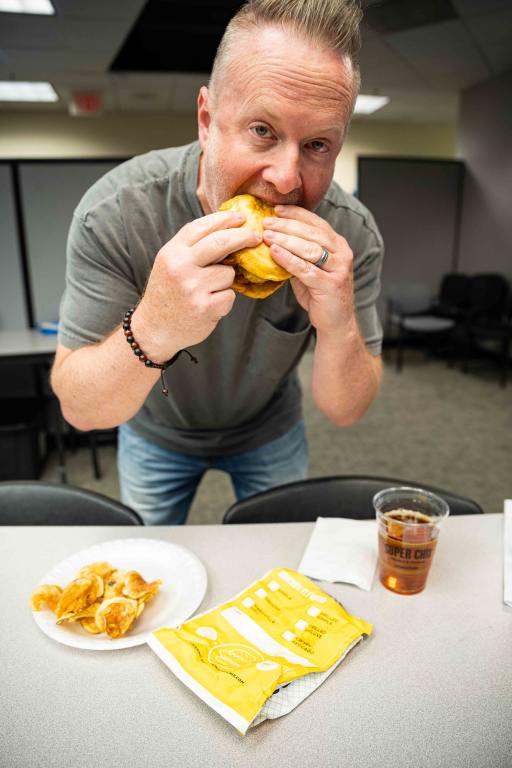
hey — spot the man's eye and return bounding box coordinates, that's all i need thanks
[251,125,272,138]
[308,140,328,153]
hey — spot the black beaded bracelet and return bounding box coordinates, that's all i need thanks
[123,308,198,397]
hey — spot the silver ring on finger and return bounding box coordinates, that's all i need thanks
[314,247,329,269]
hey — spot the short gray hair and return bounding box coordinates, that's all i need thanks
[209,0,363,103]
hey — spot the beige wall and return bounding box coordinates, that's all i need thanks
[0,110,456,192]
[337,120,457,193]
[0,111,199,159]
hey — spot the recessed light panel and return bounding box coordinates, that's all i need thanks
[0,81,59,101]
[0,0,55,14]
[354,95,390,114]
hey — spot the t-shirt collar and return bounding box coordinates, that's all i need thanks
[182,140,206,219]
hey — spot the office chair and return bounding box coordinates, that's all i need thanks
[222,475,484,524]
[459,274,511,387]
[387,275,470,371]
[0,481,143,525]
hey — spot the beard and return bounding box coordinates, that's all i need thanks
[237,182,303,207]
[200,150,304,213]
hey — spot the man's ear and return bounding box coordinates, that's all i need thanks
[197,86,211,150]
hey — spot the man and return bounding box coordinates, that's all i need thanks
[51,0,384,524]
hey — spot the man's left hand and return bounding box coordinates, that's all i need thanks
[263,204,355,334]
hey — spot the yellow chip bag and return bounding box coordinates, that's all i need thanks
[148,568,372,734]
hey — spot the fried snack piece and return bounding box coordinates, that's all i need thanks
[103,569,128,599]
[30,584,63,613]
[55,573,104,620]
[122,571,163,601]
[95,597,138,639]
[57,600,101,625]
[80,616,104,635]
[79,561,115,580]
[31,561,163,639]
[219,194,291,299]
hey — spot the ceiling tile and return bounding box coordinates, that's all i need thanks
[1,47,111,75]
[353,89,458,122]
[359,37,406,66]
[464,8,512,45]
[0,18,128,53]
[385,19,475,58]
[53,0,146,20]
[451,0,512,17]
[411,50,490,88]
[363,0,457,34]
[4,0,502,122]
[480,40,512,74]
[361,63,426,90]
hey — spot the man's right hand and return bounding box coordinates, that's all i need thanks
[130,210,260,362]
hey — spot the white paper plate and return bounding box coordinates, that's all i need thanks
[31,538,207,651]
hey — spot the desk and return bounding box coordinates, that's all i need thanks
[0,328,57,363]
[1,516,510,768]
[0,330,100,481]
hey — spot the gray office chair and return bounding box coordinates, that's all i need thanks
[222,475,484,524]
[0,481,143,525]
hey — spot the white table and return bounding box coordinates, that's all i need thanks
[1,515,510,768]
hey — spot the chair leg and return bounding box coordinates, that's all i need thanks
[396,328,404,372]
[55,415,68,484]
[500,336,510,388]
[461,329,473,374]
[89,432,101,479]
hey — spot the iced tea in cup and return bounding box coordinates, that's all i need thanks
[374,487,449,595]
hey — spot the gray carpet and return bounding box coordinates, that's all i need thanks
[41,349,511,521]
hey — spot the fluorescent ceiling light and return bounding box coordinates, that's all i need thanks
[0,81,58,102]
[0,0,55,13]
[354,95,390,114]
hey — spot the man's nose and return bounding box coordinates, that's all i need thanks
[261,144,302,196]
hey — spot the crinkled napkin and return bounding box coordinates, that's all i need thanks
[504,500,512,607]
[298,517,377,591]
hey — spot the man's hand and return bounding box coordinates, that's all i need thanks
[262,204,381,427]
[262,204,355,334]
[132,210,261,362]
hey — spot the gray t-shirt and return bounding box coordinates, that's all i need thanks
[59,141,383,456]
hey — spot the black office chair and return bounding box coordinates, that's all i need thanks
[0,481,143,525]
[459,274,511,387]
[222,475,484,524]
[388,274,471,372]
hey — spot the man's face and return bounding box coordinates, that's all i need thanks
[197,26,356,214]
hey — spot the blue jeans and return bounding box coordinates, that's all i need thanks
[117,421,308,525]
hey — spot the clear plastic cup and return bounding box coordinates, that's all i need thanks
[373,486,449,595]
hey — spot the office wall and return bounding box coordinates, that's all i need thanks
[457,69,512,282]
[0,111,198,159]
[358,158,463,323]
[0,111,457,194]
[337,120,457,194]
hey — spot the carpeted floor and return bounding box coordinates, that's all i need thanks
[41,349,511,522]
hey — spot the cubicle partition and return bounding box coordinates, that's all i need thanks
[0,158,126,398]
[0,164,28,332]
[0,158,126,332]
[357,156,465,333]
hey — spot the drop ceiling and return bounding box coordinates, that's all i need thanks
[0,0,511,122]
